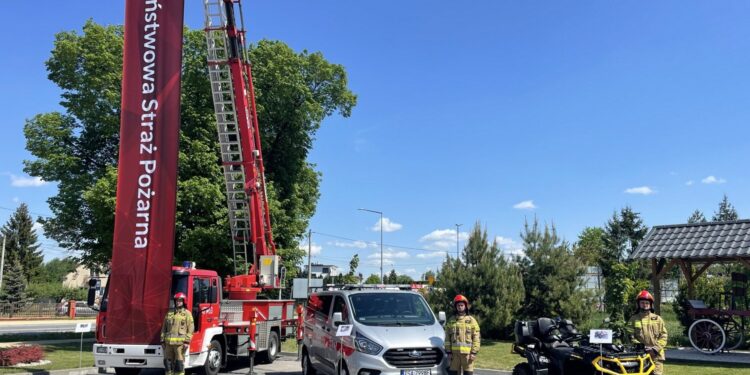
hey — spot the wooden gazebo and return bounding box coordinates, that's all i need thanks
[630,219,750,314]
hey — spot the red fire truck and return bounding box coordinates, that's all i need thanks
[87,1,302,374]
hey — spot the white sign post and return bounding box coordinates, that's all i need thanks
[76,322,93,368]
[335,324,353,367]
[590,329,613,365]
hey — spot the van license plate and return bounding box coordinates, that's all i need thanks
[401,370,430,375]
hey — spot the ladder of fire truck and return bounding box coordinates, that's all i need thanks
[203,0,276,276]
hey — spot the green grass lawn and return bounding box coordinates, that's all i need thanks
[0,341,94,375]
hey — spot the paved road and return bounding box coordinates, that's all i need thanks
[0,319,96,334]
[20,354,511,375]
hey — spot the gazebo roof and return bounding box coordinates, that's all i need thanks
[631,219,750,261]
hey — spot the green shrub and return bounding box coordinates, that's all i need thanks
[26,283,87,301]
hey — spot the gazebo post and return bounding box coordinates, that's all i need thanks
[651,258,662,314]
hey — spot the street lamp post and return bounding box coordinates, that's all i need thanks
[455,224,463,259]
[358,208,384,283]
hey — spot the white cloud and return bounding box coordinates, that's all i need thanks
[495,236,524,258]
[403,268,418,275]
[624,186,656,195]
[372,217,403,233]
[10,174,48,187]
[685,180,694,186]
[416,251,448,259]
[298,242,322,256]
[12,197,19,203]
[329,240,371,249]
[367,249,409,260]
[32,222,44,235]
[420,229,469,243]
[513,200,537,210]
[701,175,726,184]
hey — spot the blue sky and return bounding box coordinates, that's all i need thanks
[1,1,748,279]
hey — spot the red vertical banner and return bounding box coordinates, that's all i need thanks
[106,0,185,344]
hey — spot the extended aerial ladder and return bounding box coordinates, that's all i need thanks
[203,0,280,294]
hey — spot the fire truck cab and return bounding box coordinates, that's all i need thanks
[92,262,293,375]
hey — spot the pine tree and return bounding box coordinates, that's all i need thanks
[712,195,739,222]
[430,223,524,338]
[600,207,648,277]
[1,204,43,282]
[687,209,707,224]
[1,258,27,306]
[518,219,594,323]
[387,269,398,284]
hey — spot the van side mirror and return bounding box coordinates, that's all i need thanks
[333,312,344,326]
[438,311,446,325]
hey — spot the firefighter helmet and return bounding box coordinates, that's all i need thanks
[453,294,470,309]
[173,292,187,301]
[635,290,654,312]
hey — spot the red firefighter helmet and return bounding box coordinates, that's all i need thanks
[635,290,654,312]
[453,294,470,309]
[173,292,187,301]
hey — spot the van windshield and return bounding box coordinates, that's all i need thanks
[348,292,435,326]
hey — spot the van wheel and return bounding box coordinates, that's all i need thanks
[114,368,140,375]
[338,359,349,375]
[199,339,223,375]
[512,363,532,375]
[302,349,317,375]
[258,331,279,364]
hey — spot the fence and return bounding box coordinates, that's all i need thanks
[0,301,98,319]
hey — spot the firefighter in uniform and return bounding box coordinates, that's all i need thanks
[161,292,194,375]
[627,290,667,375]
[445,295,480,375]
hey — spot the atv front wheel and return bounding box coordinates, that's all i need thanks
[512,363,533,375]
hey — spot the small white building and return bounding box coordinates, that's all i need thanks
[303,263,340,279]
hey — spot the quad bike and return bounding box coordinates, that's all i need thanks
[511,317,655,375]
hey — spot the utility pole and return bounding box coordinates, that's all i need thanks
[307,230,312,294]
[455,224,463,259]
[0,236,5,290]
[358,208,384,283]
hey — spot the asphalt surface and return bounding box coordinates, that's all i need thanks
[77,354,511,375]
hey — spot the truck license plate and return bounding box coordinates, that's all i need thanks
[401,370,430,375]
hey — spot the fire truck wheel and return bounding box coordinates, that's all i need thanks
[114,368,140,375]
[302,349,317,375]
[199,339,223,375]
[258,331,280,364]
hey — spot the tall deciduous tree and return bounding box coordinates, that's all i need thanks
[518,219,594,323]
[687,209,707,224]
[712,194,739,222]
[23,21,356,276]
[364,274,380,284]
[430,223,524,338]
[1,204,43,282]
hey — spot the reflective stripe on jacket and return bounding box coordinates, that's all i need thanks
[445,315,481,354]
[627,311,667,360]
[161,308,194,345]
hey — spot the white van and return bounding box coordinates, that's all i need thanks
[301,287,448,375]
